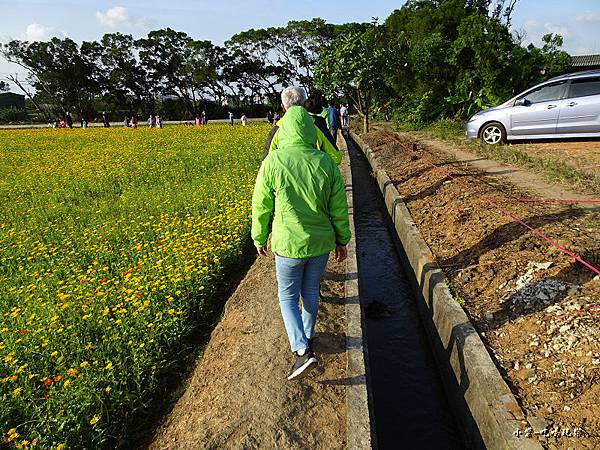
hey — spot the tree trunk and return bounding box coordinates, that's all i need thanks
[363,110,369,133]
[8,75,52,121]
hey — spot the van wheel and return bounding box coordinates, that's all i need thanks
[480,122,506,145]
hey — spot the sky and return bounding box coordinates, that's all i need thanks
[1,0,600,90]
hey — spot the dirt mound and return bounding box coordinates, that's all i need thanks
[361,130,600,450]
[150,254,348,449]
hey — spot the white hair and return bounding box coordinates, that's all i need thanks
[281,86,307,110]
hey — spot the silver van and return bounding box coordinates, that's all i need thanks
[466,70,600,144]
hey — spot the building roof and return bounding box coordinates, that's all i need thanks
[571,54,600,67]
[0,92,25,98]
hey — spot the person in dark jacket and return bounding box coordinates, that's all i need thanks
[304,92,337,149]
[327,102,341,138]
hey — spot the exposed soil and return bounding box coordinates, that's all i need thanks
[149,253,348,449]
[359,130,600,450]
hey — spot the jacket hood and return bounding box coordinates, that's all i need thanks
[277,106,317,149]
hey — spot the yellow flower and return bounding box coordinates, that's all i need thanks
[90,416,100,425]
[57,444,66,450]
[12,387,23,397]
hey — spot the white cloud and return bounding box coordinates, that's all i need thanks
[96,6,149,30]
[522,20,572,45]
[96,6,130,28]
[23,23,66,41]
[576,12,600,24]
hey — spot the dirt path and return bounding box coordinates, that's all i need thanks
[401,132,600,209]
[149,244,348,449]
[360,130,599,450]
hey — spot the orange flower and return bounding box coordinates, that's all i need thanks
[43,378,53,386]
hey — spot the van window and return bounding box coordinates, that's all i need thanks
[568,77,600,98]
[522,81,566,104]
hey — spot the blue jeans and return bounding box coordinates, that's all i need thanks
[275,253,329,353]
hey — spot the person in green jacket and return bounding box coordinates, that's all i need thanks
[262,88,341,165]
[252,90,351,380]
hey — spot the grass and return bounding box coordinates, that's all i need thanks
[395,118,599,192]
[0,124,269,449]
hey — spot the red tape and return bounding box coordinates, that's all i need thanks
[517,197,600,204]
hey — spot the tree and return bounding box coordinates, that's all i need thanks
[315,23,388,133]
[0,81,9,92]
[99,33,151,115]
[1,37,104,119]
[377,0,570,125]
[136,29,198,116]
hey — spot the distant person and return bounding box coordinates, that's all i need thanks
[59,118,66,128]
[251,86,351,380]
[228,111,234,126]
[65,112,73,129]
[156,115,162,128]
[340,104,349,127]
[102,111,110,127]
[81,117,88,129]
[273,111,280,122]
[201,110,207,125]
[327,102,341,139]
[241,113,248,126]
[267,110,274,124]
[148,114,156,128]
[130,116,138,128]
[123,116,129,127]
[304,91,338,149]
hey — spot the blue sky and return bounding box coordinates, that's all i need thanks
[1,0,600,88]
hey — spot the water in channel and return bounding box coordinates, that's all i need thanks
[346,135,463,450]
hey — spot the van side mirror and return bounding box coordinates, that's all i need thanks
[515,98,530,107]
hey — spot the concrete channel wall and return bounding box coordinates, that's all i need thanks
[348,132,542,450]
[341,136,374,449]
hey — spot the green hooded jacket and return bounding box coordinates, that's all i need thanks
[319,107,331,130]
[251,106,351,258]
[267,116,342,165]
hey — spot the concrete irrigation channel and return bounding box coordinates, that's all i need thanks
[345,131,542,450]
[346,132,462,449]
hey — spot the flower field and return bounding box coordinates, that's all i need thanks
[0,124,268,448]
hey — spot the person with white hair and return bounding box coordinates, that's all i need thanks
[262,87,341,164]
[252,86,351,380]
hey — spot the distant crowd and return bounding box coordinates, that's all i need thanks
[48,100,351,130]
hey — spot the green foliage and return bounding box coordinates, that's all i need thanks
[382,0,572,126]
[0,20,349,122]
[315,23,387,132]
[0,108,28,123]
